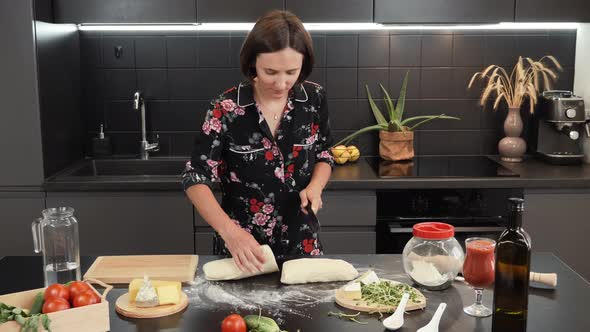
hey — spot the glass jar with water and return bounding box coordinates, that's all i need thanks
[32,207,81,286]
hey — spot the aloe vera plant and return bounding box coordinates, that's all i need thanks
[333,71,460,147]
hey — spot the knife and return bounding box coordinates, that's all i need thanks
[304,203,321,233]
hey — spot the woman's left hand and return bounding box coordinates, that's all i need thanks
[299,184,323,214]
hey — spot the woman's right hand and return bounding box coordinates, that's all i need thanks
[219,223,266,273]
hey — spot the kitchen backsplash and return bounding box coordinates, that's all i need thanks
[80,29,576,157]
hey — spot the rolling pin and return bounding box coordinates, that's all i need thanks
[529,272,557,287]
[454,272,557,287]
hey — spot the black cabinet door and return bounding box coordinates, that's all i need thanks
[197,0,282,22]
[46,192,194,255]
[516,0,590,22]
[374,0,514,24]
[53,0,196,23]
[286,0,373,23]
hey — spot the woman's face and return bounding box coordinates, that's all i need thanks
[254,47,303,99]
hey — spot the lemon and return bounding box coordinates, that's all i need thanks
[346,145,360,162]
[331,145,350,165]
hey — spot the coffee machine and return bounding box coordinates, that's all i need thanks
[532,90,585,164]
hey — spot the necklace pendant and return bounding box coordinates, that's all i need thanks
[274,114,278,120]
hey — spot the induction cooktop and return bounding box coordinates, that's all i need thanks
[366,156,519,178]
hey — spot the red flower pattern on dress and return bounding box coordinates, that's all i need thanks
[265,151,274,161]
[212,108,222,119]
[303,239,315,253]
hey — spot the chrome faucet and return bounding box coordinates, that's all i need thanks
[133,91,159,160]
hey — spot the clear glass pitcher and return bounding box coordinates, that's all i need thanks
[32,207,81,286]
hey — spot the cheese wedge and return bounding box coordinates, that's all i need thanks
[129,278,182,305]
[343,282,362,299]
[134,276,159,307]
[355,270,380,285]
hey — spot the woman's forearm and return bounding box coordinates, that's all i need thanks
[185,184,238,237]
[308,162,332,191]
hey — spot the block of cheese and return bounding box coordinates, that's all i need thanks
[129,278,182,305]
[156,283,181,305]
[343,282,362,299]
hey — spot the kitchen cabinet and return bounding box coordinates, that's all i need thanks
[523,189,590,281]
[515,0,590,22]
[53,0,196,23]
[46,192,194,255]
[374,0,514,24]
[0,192,46,255]
[0,0,44,187]
[286,0,373,23]
[321,231,376,254]
[197,0,282,23]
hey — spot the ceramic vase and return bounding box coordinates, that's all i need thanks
[498,107,526,162]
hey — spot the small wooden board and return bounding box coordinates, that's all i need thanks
[83,255,198,284]
[115,292,189,319]
[335,279,427,313]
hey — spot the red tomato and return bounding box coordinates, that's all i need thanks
[72,289,100,307]
[42,297,71,313]
[44,284,70,301]
[221,314,247,332]
[67,281,91,298]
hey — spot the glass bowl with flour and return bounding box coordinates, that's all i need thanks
[402,222,464,290]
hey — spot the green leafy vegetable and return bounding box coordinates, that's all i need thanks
[361,281,419,308]
[327,311,368,325]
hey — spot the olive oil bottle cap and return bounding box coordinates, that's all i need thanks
[508,197,524,212]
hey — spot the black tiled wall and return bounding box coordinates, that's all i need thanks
[81,29,576,157]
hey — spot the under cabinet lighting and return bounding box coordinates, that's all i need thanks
[77,22,579,32]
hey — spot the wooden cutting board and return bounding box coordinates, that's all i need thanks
[83,255,198,284]
[115,292,189,319]
[335,279,427,313]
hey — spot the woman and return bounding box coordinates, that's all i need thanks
[182,10,334,273]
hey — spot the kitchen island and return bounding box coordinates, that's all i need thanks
[1,253,588,331]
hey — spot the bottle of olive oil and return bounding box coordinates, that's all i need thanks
[492,198,531,332]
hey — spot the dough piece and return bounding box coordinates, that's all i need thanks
[280,258,359,284]
[203,245,279,281]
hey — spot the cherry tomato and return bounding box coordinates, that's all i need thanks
[221,314,247,332]
[67,281,91,298]
[72,289,100,308]
[44,284,70,301]
[42,297,71,313]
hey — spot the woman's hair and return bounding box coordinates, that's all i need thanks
[240,10,314,83]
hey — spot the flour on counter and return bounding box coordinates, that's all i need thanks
[185,276,340,318]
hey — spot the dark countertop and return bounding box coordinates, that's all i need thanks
[0,253,589,331]
[43,155,590,191]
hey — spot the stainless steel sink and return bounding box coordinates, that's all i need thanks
[64,159,187,176]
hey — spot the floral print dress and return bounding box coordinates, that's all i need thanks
[181,81,334,257]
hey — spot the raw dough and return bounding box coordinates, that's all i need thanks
[280,258,359,284]
[203,245,279,281]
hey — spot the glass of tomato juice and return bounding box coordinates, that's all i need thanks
[462,237,496,317]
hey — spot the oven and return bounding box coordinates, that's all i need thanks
[376,188,524,254]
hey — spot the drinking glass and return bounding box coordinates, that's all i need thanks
[462,237,496,317]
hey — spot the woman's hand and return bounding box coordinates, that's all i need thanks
[219,223,266,273]
[299,184,323,214]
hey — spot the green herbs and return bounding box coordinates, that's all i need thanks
[1,302,52,332]
[361,281,419,308]
[327,311,368,325]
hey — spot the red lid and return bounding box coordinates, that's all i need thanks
[413,222,455,239]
